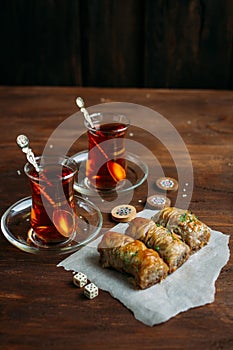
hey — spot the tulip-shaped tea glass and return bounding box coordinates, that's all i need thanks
[24,155,78,246]
[85,113,130,191]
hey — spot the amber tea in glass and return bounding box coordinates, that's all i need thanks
[25,156,77,246]
[85,113,130,190]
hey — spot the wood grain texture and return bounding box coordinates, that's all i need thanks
[0,87,232,349]
[80,0,144,87]
[0,0,232,88]
[144,0,233,88]
[0,0,82,85]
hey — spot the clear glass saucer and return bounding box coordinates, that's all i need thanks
[72,151,148,196]
[1,195,103,255]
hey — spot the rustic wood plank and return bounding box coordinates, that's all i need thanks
[0,0,83,85]
[144,0,233,88]
[0,1,232,88]
[80,0,144,87]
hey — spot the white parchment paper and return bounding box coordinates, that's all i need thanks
[57,209,230,326]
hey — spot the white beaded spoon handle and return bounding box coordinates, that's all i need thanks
[76,96,95,129]
[16,134,40,172]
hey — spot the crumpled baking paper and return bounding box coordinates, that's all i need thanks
[57,209,230,326]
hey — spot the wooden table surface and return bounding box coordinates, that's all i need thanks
[0,87,232,350]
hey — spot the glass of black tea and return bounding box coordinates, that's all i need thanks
[85,113,130,191]
[24,155,78,246]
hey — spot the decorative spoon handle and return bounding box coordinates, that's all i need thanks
[16,134,40,172]
[76,97,95,129]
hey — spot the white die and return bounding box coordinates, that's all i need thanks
[73,272,87,288]
[84,283,99,299]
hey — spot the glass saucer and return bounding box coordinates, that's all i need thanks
[1,195,103,255]
[72,151,148,196]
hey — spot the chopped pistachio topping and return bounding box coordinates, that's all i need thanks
[179,212,187,222]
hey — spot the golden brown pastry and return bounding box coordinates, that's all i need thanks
[126,217,190,273]
[152,207,211,251]
[97,231,169,289]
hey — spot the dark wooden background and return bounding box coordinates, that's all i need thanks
[0,0,232,89]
